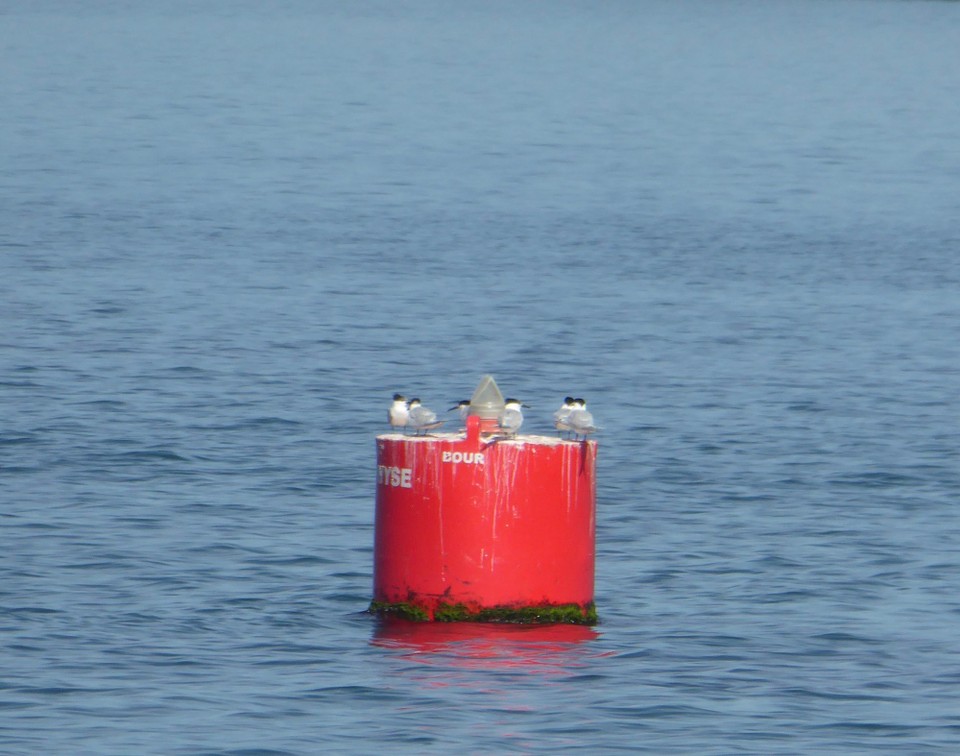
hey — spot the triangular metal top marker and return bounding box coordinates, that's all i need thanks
[468,374,505,420]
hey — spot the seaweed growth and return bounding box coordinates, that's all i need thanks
[370,600,597,625]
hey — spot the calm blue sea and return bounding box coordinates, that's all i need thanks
[2,0,959,752]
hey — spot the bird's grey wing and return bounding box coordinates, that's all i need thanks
[410,406,437,425]
[499,408,522,432]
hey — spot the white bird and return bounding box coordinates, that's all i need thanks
[407,398,444,434]
[388,393,409,431]
[567,398,597,440]
[448,400,470,421]
[553,396,576,438]
[498,398,529,437]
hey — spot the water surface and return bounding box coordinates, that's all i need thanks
[2,0,959,752]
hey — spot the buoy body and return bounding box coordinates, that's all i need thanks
[373,416,597,623]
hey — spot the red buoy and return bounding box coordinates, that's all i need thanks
[372,378,597,624]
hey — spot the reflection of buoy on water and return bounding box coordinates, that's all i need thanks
[371,376,597,624]
[372,617,599,671]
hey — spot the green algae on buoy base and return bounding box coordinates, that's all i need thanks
[369,600,598,625]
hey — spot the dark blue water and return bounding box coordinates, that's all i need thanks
[3,1,960,752]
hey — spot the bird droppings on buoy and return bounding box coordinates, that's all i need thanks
[371,375,598,624]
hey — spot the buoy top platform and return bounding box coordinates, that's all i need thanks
[379,431,577,445]
[372,375,598,624]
